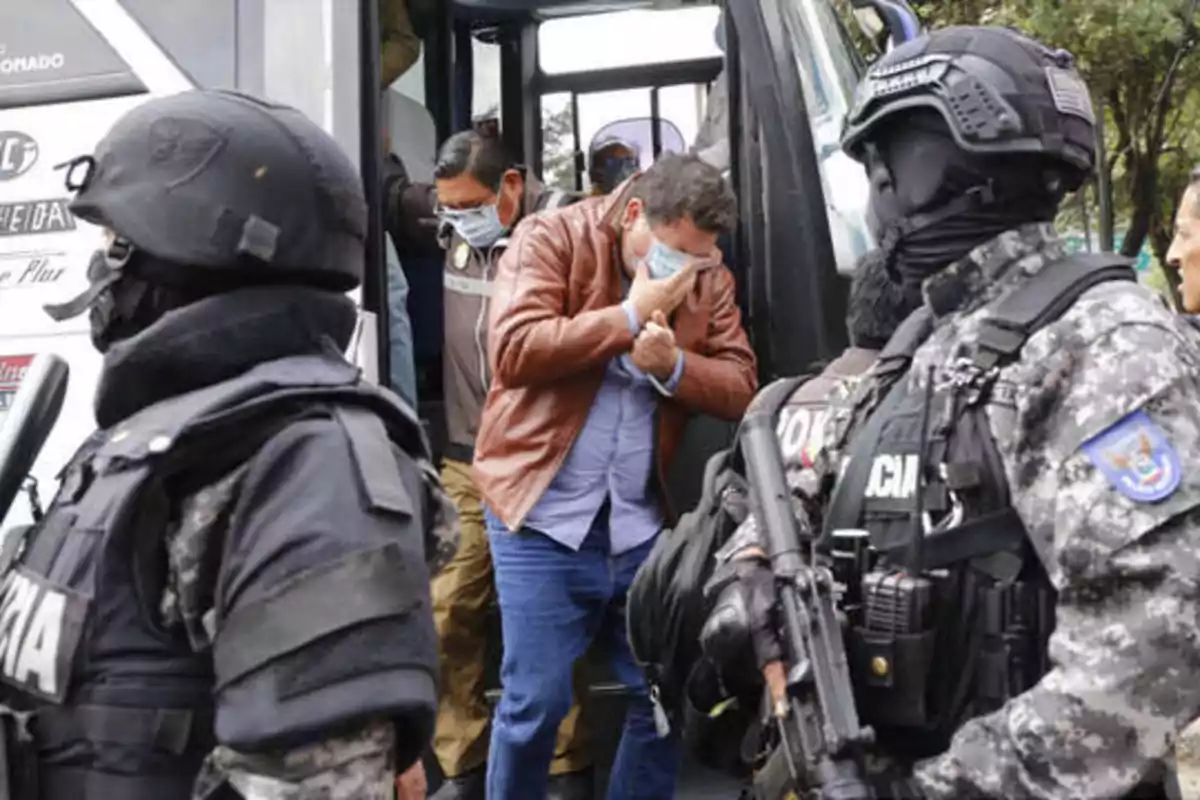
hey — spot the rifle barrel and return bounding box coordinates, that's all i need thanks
[0,354,69,524]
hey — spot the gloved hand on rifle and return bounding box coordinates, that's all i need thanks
[700,554,787,705]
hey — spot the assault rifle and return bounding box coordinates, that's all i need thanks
[739,395,874,800]
[0,354,69,525]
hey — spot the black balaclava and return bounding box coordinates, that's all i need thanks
[46,239,219,353]
[847,248,924,350]
[45,238,356,428]
[864,109,1063,286]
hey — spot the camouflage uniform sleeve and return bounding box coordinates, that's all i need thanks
[915,311,1200,799]
[193,719,396,799]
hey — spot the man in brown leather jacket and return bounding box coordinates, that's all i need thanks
[473,153,758,799]
[385,131,587,800]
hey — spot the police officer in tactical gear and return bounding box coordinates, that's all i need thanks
[0,89,454,799]
[711,25,1200,798]
[702,246,923,666]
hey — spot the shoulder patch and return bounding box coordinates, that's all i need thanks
[1082,409,1181,503]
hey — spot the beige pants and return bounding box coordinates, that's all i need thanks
[431,459,591,777]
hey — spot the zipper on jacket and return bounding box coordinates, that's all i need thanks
[474,246,493,396]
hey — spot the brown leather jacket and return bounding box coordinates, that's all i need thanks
[472,178,758,532]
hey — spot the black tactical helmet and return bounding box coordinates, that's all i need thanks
[66,89,367,291]
[841,26,1096,190]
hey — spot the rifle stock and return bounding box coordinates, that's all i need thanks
[739,400,873,800]
[0,354,70,524]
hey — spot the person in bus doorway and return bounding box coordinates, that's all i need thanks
[10,89,456,799]
[386,130,593,800]
[473,152,758,799]
[588,137,640,196]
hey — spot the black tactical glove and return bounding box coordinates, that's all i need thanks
[701,557,783,668]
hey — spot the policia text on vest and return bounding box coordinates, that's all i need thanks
[0,354,71,704]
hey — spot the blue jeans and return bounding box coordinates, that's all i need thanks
[484,507,682,799]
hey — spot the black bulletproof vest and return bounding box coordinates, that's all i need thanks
[822,254,1136,759]
[0,353,426,799]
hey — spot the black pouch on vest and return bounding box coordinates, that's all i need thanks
[849,570,939,728]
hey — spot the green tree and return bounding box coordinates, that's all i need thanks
[541,103,578,191]
[911,0,1200,276]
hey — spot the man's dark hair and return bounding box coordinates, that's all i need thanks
[846,251,923,349]
[434,130,514,191]
[636,152,737,234]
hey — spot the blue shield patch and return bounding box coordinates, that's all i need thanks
[1082,409,1181,503]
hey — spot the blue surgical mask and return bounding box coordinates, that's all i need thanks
[645,238,692,279]
[441,203,506,249]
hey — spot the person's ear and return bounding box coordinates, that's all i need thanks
[497,169,524,226]
[622,198,644,230]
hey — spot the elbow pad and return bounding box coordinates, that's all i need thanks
[211,542,438,768]
[702,558,783,669]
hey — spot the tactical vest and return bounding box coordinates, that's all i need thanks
[821,254,1135,761]
[0,354,429,799]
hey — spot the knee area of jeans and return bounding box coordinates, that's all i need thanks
[500,679,575,722]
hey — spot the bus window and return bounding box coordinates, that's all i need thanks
[586,117,687,194]
[538,7,722,74]
[472,36,503,126]
[576,89,651,189]
[541,92,577,191]
[657,83,707,148]
[542,80,714,195]
[537,5,720,196]
[780,0,875,274]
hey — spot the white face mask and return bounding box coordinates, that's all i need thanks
[440,203,506,248]
[644,237,692,279]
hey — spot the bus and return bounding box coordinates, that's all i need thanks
[0,0,919,793]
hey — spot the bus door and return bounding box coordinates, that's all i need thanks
[0,0,370,529]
